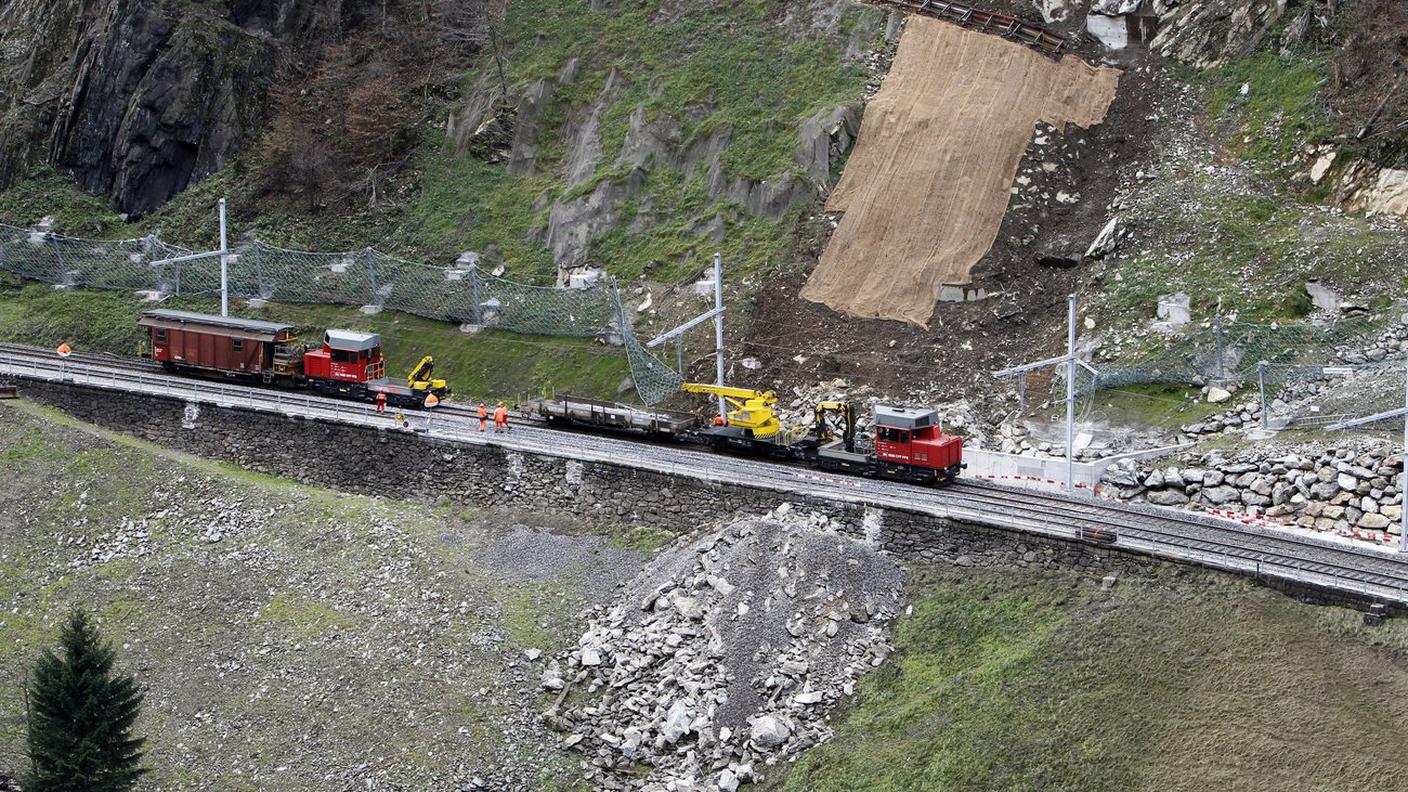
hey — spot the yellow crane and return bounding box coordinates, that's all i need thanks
[681,382,782,439]
[407,355,450,396]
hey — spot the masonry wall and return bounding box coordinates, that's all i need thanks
[24,377,1388,613]
[15,379,1177,574]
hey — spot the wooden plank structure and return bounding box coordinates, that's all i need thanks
[867,0,1068,57]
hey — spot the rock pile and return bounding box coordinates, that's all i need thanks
[541,507,904,790]
[1102,443,1405,536]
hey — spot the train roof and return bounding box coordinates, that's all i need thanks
[874,404,939,429]
[138,309,295,335]
[324,329,381,351]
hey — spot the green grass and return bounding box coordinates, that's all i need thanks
[0,402,613,788]
[1201,54,1333,176]
[774,564,1408,792]
[0,278,631,401]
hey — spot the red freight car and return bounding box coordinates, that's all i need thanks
[139,310,301,381]
[138,310,449,408]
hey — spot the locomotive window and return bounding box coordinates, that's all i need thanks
[154,329,167,343]
[231,339,244,352]
[332,349,355,363]
[878,427,909,443]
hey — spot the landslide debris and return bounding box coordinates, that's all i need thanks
[542,506,904,791]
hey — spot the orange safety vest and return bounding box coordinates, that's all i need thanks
[478,405,488,418]
[375,392,387,402]
[493,406,507,423]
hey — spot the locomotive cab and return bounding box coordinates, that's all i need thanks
[302,330,385,384]
[872,405,964,483]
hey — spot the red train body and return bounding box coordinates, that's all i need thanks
[138,310,446,408]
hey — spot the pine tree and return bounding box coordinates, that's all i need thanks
[26,609,147,792]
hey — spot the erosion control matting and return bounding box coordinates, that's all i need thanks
[802,17,1120,327]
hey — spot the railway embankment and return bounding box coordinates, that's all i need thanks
[14,377,1155,583]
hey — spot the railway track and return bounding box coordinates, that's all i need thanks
[867,0,1068,57]
[3,342,1407,606]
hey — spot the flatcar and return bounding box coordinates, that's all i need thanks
[138,309,450,408]
[534,384,965,486]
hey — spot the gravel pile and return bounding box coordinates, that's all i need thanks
[541,505,904,791]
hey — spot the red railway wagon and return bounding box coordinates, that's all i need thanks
[139,310,301,380]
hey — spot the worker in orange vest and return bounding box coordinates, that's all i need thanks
[493,401,508,433]
[374,391,387,414]
[477,402,488,431]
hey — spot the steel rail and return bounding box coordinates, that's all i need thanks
[3,346,1406,605]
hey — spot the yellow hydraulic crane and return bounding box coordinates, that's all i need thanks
[681,382,782,439]
[407,355,450,396]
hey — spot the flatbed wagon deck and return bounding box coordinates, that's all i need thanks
[523,395,702,435]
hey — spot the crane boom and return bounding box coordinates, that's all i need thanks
[680,382,776,403]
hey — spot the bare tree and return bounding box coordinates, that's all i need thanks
[431,0,509,96]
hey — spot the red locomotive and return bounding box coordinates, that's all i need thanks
[139,309,449,408]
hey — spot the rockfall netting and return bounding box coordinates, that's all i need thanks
[0,223,682,404]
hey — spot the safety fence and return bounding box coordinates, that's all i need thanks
[0,223,682,404]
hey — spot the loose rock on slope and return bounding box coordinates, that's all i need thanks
[542,506,904,790]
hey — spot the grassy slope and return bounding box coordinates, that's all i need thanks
[0,277,629,402]
[1098,53,1408,327]
[774,563,1408,792]
[0,400,617,789]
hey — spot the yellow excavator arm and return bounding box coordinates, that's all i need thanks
[407,355,449,392]
[682,381,781,437]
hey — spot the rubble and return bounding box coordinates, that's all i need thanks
[542,508,904,790]
[1101,442,1406,541]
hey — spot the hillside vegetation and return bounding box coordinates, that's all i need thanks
[0,400,644,788]
[774,563,1408,792]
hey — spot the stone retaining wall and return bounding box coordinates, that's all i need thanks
[17,378,1390,611]
[16,379,1161,574]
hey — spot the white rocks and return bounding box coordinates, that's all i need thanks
[1206,386,1232,404]
[748,714,792,748]
[524,648,543,661]
[662,700,694,744]
[544,513,902,788]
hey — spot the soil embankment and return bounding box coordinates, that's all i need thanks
[802,17,1120,327]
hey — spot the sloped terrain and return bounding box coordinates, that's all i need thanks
[0,401,650,789]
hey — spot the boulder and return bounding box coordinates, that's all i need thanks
[749,715,791,749]
[1358,513,1392,530]
[1203,470,1225,487]
[1162,467,1186,489]
[1202,485,1240,505]
[1147,489,1190,506]
[1207,387,1233,404]
[1310,481,1340,500]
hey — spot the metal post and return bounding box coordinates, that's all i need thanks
[253,241,265,298]
[470,261,482,325]
[1258,361,1268,429]
[218,198,229,316]
[365,247,378,303]
[1065,293,1076,492]
[50,235,65,285]
[1016,371,1026,413]
[1213,311,1224,384]
[713,252,726,420]
[676,338,684,377]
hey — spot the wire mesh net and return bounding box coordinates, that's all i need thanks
[0,223,683,404]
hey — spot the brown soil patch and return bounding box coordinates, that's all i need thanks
[800,17,1120,327]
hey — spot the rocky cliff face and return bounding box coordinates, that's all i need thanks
[0,0,383,217]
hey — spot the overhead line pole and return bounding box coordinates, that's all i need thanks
[1065,293,1076,495]
[218,198,229,317]
[713,253,726,420]
[993,293,1096,493]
